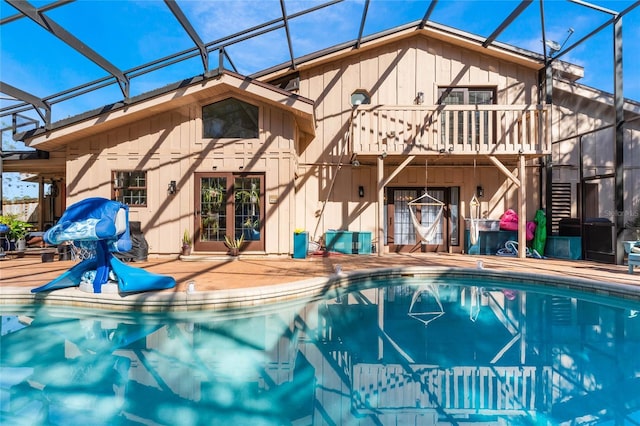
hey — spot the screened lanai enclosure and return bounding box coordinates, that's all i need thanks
[1,0,639,263]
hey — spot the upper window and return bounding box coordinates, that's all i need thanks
[112,171,147,207]
[438,87,494,105]
[438,87,495,146]
[202,98,259,139]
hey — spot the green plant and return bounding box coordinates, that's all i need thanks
[182,230,192,247]
[202,182,225,206]
[0,214,32,241]
[224,233,245,250]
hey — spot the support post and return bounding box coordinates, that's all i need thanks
[377,155,384,257]
[38,176,45,231]
[613,15,625,264]
[519,155,527,259]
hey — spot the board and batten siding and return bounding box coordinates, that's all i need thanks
[293,34,540,247]
[66,98,299,255]
[551,87,640,224]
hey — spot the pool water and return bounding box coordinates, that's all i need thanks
[1,276,640,425]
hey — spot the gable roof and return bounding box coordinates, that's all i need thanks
[20,70,315,151]
[254,19,583,83]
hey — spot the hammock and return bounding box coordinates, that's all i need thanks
[408,192,445,243]
[408,283,445,326]
[469,194,480,245]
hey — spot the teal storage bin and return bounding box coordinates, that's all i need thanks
[464,230,517,255]
[545,236,582,259]
[293,232,308,259]
[325,231,372,254]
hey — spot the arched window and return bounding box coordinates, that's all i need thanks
[202,98,259,138]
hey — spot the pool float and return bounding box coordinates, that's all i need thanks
[499,209,535,240]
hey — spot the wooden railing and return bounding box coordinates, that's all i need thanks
[352,363,552,414]
[350,105,549,156]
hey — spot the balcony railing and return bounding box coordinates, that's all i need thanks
[351,104,549,156]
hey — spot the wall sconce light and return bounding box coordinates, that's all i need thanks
[476,185,484,198]
[168,180,177,195]
[351,159,360,167]
[358,185,365,198]
[416,91,424,105]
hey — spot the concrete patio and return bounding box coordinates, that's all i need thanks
[1,251,638,293]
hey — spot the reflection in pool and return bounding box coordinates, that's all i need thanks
[1,276,640,425]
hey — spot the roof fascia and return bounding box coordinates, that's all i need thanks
[554,79,640,115]
[21,71,315,150]
[255,19,548,82]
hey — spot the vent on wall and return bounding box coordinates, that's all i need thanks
[551,182,572,234]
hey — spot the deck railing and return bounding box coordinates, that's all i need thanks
[352,363,552,414]
[351,104,549,156]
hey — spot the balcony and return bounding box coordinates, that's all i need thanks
[350,104,549,157]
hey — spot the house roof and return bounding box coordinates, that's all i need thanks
[4,1,636,151]
[19,70,316,151]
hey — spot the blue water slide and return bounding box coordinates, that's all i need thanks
[33,197,175,294]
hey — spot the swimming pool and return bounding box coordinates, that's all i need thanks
[1,270,640,425]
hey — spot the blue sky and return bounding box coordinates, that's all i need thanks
[1,0,639,198]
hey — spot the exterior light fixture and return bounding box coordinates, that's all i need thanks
[350,89,371,106]
[168,180,177,195]
[416,91,424,104]
[358,186,365,198]
[380,151,387,159]
[476,186,484,198]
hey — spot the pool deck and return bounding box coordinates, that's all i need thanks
[1,251,639,311]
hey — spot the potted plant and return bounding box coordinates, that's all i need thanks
[0,214,32,252]
[224,234,244,256]
[181,230,192,256]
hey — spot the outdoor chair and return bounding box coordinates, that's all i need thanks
[629,252,640,274]
[623,241,640,274]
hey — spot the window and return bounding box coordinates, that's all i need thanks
[112,171,147,206]
[438,87,495,146]
[202,98,259,138]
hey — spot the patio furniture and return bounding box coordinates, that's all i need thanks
[623,241,640,274]
[629,253,640,274]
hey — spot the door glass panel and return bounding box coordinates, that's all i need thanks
[450,187,460,246]
[200,177,227,242]
[394,190,417,245]
[420,190,445,244]
[234,177,261,241]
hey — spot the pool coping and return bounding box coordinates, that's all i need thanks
[1,266,639,312]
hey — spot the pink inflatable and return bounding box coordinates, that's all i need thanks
[499,209,536,240]
[526,221,536,241]
[499,209,519,231]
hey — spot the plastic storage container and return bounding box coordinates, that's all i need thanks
[293,231,308,259]
[325,231,372,254]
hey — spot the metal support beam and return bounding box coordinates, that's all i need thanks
[164,0,208,73]
[0,81,51,128]
[0,0,73,25]
[280,0,296,70]
[614,14,625,264]
[356,0,370,49]
[6,0,130,99]
[418,0,438,29]
[482,0,532,48]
